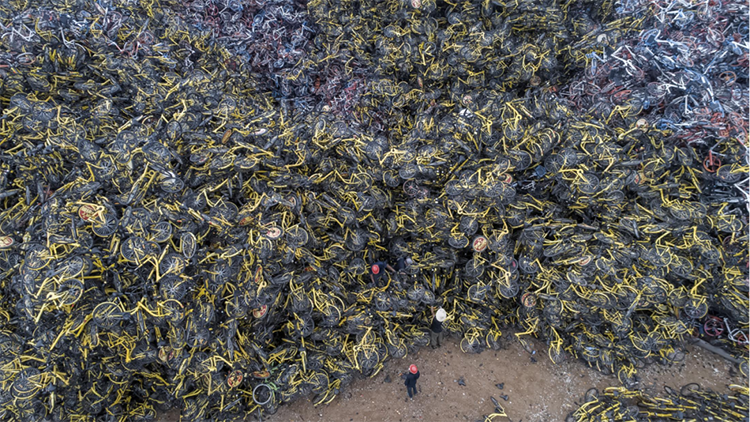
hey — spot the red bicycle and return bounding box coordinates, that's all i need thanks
[703,315,749,347]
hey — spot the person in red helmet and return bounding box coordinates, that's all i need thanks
[369,260,395,286]
[403,364,420,401]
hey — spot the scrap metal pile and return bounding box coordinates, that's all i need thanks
[0,0,746,420]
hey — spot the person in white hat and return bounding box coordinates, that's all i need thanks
[430,306,447,349]
[395,256,414,273]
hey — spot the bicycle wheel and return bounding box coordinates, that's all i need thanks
[670,255,693,279]
[57,255,87,278]
[57,278,84,306]
[93,302,126,330]
[578,173,600,195]
[646,246,672,267]
[448,233,469,249]
[549,346,565,364]
[714,215,744,234]
[518,256,539,274]
[74,231,94,251]
[485,330,502,350]
[150,221,173,243]
[508,149,532,170]
[464,258,485,279]
[160,253,187,277]
[460,334,483,354]
[23,244,51,271]
[444,180,464,197]
[669,203,691,221]
[121,236,147,262]
[399,163,418,180]
[497,279,519,299]
[680,383,701,398]
[700,246,722,264]
[467,283,488,302]
[159,275,187,301]
[145,240,162,262]
[716,164,745,183]
[286,226,309,249]
[345,229,367,252]
[388,341,408,359]
[142,141,172,166]
[460,216,478,236]
[180,232,196,259]
[505,207,525,227]
[682,299,708,322]
[252,382,274,406]
[383,170,401,187]
[11,367,42,401]
[407,284,425,302]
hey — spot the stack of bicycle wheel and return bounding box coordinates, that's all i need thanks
[0,0,746,420]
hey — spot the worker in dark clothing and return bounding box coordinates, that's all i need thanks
[394,256,413,273]
[403,364,420,401]
[430,307,447,349]
[370,261,395,285]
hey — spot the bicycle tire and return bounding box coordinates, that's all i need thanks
[252,383,273,406]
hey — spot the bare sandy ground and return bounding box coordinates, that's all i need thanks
[156,332,745,422]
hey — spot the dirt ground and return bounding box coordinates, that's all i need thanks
[160,333,746,422]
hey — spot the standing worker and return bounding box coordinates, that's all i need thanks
[430,307,447,349]
[403,364,420,401]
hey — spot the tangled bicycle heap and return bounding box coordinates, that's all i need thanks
[566,383,749,422]
[0,0,747,420]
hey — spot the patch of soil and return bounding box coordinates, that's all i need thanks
[158,334,744,421]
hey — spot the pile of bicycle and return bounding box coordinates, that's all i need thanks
[0,0,746,420]
[566,383,749,422]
